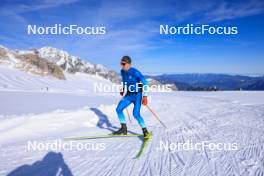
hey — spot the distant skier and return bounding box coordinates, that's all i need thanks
[113,56,150,138]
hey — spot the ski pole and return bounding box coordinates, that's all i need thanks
[146,105,167,128]
[126,108,132,123]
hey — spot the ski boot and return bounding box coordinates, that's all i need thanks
[142,128,151,139]
[112,123,127,135]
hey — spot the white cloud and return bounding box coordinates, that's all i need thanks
[0,0,79,17]
[205,0,264,22]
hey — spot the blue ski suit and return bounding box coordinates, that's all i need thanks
[116,67,148,128]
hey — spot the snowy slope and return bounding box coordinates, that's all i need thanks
[0,66,264,176]
[0,65,112,93]
[0,65,119,117]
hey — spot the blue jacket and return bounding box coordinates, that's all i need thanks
[121,67,148,96]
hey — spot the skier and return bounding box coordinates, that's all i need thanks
[113,56,150,138]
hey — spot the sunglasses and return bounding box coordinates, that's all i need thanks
[120,62,127,66]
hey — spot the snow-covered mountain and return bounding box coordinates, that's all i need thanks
[0,45,65,80]
[36,47,120,83]
[0,45,120,83]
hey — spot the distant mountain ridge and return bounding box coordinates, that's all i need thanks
[147,73,264,90]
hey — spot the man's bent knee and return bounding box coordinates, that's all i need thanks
[116,106,124,114]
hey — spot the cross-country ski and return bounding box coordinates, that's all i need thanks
[136,132,153,158]
[64,133,144,141]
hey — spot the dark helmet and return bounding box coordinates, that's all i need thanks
[121,56,132,64]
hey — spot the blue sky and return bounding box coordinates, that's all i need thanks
[0,0,263,74]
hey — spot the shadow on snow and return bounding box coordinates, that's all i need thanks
[7,151,73,176]
[90,107,139,135]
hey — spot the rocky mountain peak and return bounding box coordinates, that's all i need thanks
[0,45,121,83]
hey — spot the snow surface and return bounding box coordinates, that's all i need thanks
[0,66,264,176]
